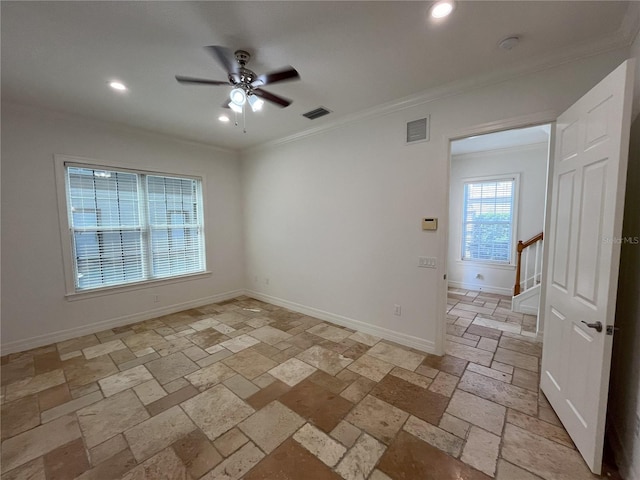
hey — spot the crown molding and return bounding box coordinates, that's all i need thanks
[243,10,638,156]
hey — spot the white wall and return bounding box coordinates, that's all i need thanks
[241,48,629,354]
[448,143,548,294]
[1,102,245,352]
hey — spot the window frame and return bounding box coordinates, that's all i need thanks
[459,173,520,266]
[54,155,210,299]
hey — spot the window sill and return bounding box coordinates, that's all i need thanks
[455,260,516,270]
[65,271,212,301]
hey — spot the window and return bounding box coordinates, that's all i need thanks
[64,164,205,291]
[462,177,516,263]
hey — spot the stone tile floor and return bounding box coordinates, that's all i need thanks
[0,291,611,479]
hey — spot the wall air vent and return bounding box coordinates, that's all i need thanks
[302,107,331,120]
[406,116,430,144]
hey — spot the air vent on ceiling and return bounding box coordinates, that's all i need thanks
[302,107,331,120]
[406,117,430,144]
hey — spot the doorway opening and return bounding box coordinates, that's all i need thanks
[445,124,551,348]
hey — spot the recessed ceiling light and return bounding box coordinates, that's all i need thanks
[218,115,230,123]
[109,81,127,91]
[430,0,454,19]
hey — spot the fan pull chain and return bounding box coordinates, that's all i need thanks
[243,107,247,134]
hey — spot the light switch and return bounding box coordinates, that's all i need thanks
[418,257,437,268]
[422,218,438,231]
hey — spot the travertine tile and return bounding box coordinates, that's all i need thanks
[1,414,82,473]
[428,371,459,397]
[293,422,346,467]
[345,395,408,444]
[223,349,278,380]
[491,360,514,375]
[477,337,499,352]
[83,339,126,360]
[307,323,351,343]
[1,395,40,440]
[133,379,167,405]
[57,335,100,356]
[77,449,137,480]
[89,434,128,466]
[467,362,513,383]
[296,345,353,375]
[268,358,317,386]
[38,383,71,411]
[181,384,254,441]
[370,470,393,480]
[163,377,190,393]
[439,413,471,439]
[223,374,260,399]
[246,379,291,410]
[506,409,573,448]
[171,429,222,478]
[458,370,538,415]
[248,325,293,345]
[238,400,305,453]
[41,390,103,423]
[98,365,153,397]
[181,345,208,362]
[367,342,425,371]
[473,316,521,333]
[124,405,196,462]
[185,362,236,391]
[445,342,493,367]
[213,428,249,457]
[501,424,596,480]
[1,457,45,480]
[446,390,505,435]
[43,437,90,479]
[348,331,381,347]
[461,426,500,476]
[346,354,394,382]
[189,317,220,331]
[420,354,467,376]
[220,334,261,353]
[330,420,362,448]
[512,367,540,391]
[307,370,349,394]
[1,357,34,386]
[377,431,490,480]
[403,415,463,457]
[495,459,544,480]
[65,356,118,387]
[117,352,160,372]
[371,374,449,425]
[243,438,341,480]
[77,389,149,448]
[335,432,385,480]
[499,336,543,357]
[493,347,539,372]
[122,331,165,352]
[146,352,198,385]
[120,447,188,480]
[146,385,199,416]
[5,369,66,402]
[200,442,264,480]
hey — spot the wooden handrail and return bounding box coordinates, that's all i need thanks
[514,232,544,296]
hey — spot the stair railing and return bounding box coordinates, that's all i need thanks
[514,232,544,296]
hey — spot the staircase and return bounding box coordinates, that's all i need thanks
[512,232,543,315]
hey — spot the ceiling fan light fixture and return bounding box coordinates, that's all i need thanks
[230,87,247,106]
[430,0,454,18]
[218,115,230,122]
[248,95,264,112]
[229,102,243,113]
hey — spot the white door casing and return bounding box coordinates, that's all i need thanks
[540,59,635,474]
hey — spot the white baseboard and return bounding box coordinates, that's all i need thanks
[246,290,437,355]
[0,289,245,355]
[447,281,512,296]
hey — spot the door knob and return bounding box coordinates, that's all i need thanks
[581,321,603,332]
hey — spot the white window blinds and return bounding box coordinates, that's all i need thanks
[66,165,205,291]
[462,179,515,263]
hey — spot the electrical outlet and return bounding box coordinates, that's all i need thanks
[153,294,160,303]
[265,277,270,285]
[394,304,402,316]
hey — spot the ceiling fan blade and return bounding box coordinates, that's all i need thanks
[251,67,300,88]
[205,45,240,78]
[175,75,229,86]
[253,88,292,107]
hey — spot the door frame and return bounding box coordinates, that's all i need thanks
[436,110,557,355]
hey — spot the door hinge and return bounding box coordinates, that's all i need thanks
[444,274,447,280]
[606,325,619,336]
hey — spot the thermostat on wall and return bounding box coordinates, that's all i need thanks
[422,218,438,231]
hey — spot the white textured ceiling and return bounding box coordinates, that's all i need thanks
[1,1,634,150]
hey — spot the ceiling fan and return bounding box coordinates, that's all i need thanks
[176,46,300,113]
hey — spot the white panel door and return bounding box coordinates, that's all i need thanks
[541,59,635,474]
